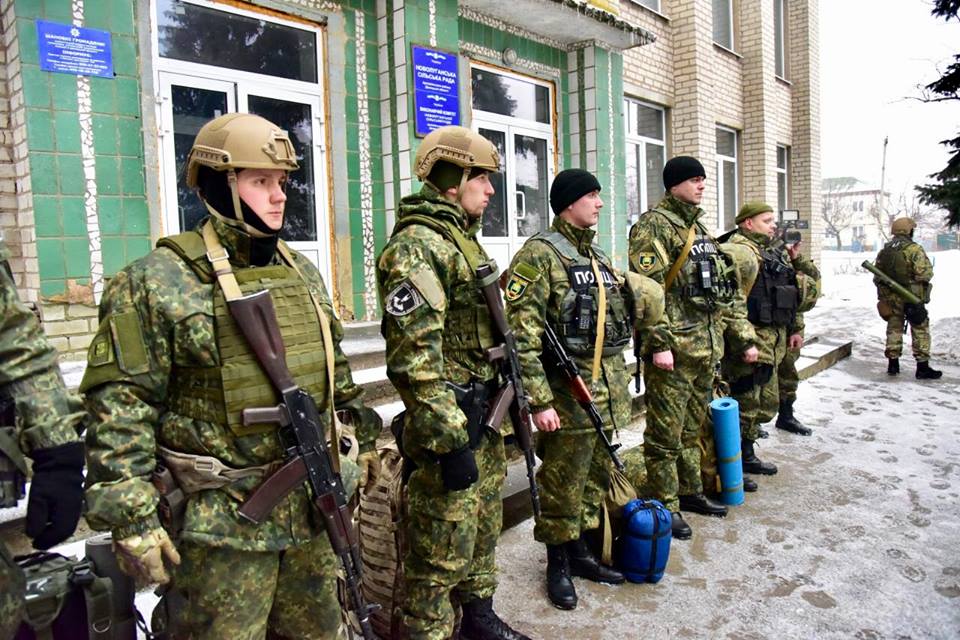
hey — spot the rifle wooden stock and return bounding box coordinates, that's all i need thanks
[476,262,541,518]
[542,324,624,472]
[226,290,297,391]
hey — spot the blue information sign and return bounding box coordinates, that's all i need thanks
[412,46,459,136]
[37,20,113,79]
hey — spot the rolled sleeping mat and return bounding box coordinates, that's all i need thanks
[710,397,745,506]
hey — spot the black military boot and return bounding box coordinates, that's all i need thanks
[545,544,577,610]
[460,597,532,640]
[916,361,943,379]
[757,426,770,439]
[742,439,778,475]
[887,358,900,375]
[679,493,728,517]
[566,535,625,584]
[671,512,692,540]
[775,400,813,436]
[743,476,758,492]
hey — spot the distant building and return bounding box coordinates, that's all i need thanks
[821,177,889,252]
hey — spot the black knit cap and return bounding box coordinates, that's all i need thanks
[550,169,602,214]
[663,156,706,190]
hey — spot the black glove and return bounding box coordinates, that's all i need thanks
[26,441,85,549]
[903,303,928,326]
[438,446,478,492]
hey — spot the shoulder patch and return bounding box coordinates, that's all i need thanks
[385,281,424,316]
[408,264,446,311]
[87,325,115,367]
[504,261,540,302]
[635,252,657,273]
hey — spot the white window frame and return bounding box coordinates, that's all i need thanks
[774,0,788,79]
[631,0,661,13]
[713,0,735,51]
[716,125,739,230]
[776,144,790,214]
[623,97,666,226]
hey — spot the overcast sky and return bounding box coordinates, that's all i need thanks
[820,0,960,201]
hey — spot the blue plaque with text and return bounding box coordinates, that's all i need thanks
[37,20,114,78]
[412,46,459,136]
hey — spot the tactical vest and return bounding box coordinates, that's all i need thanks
[157,231,329,437]
[746,246,799,327]
[654,208,738,310]
[534,230,632,358]
[390,213,497,354]
[875,236,913,286]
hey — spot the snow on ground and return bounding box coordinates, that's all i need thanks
[494,249,960,639]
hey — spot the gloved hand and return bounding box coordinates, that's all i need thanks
[438,446,478,492]
[114,527,181,586]
[357,449,381,492]
[25,441,85,550]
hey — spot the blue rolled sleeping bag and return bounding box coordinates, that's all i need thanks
[711,396,744,506]
[617,498,672,583]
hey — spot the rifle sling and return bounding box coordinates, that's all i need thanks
[663,225,696,292]
[201,223,343,473]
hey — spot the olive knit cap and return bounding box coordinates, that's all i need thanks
[736,201,774,224]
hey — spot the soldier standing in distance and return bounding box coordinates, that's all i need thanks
[628,156,758,540]
[0,235,86,638]
[82,113,381,639]
[377,125,529,640]
[504,169,664,610]
[874,217,942,379]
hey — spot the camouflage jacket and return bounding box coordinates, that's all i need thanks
[628,195,755,365]
[874,236,934,304]
[791,251,821,335]
[377,185,498,461]
[0,239,83,455]
[82,216,375,551]
[505,216,635,433]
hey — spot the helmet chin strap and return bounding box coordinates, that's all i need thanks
[209,168,274,239]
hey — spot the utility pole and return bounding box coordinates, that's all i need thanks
[879,136,889,240]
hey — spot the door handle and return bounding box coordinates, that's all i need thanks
[515,191,526,220]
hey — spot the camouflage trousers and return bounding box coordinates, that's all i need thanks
[403,432,506,640]
[533,425,613,545]
[734,329,788,442]
[1,541,25,639]
[643,357,713,512]
[778,346,800,405]
[885,314,931,362]
[155,535,342,640]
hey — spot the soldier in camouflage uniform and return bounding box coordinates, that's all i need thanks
[504,169,663,610]
[721,203,805,485]
[0,236,86,638]
[82,113,380,639]
[775,244,821,436]
[874,217,942,379]
[377,126,529,640]
[628,156,757,540]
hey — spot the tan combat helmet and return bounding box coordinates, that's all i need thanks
[891,217,916,236]
[413,126,500,198]
[186,113,299,234]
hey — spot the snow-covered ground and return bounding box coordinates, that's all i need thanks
[494,249,960,639]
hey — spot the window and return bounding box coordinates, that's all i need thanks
[776,145,790,214]
[623,98,666,226]
[716,126,739,229]
[633,0,661,11]
[774,0,787,78]
[713,0,735,50]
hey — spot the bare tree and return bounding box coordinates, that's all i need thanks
[821,177,856,249]
[870,188,944,243]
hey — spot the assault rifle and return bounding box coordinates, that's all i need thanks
[476,262,542,519]
[226,290,378,640]
[541,324,625,472]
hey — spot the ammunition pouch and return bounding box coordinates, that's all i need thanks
[151,464,187,537]
[729,364,774,395]
[389,411,414,483]
[445,379,498,449]
[904,303,928,326]
[877,299,894,321]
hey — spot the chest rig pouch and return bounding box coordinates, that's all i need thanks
[747,248,798,327]
[537,231,632,358]
[676,232,738,311]
[161,233,329,437]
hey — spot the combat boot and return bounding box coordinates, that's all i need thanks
[678,493,728,517]
[743,476,758,492]
[741,439,778,475]
[566,535,625,585]
[671,512,692,540]
[887,358,900,375]
[460,597,531,640]
[916,361,943,379]
[775,400,812,436]
[544,544,577,610]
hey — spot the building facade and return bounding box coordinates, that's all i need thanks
[0,0,819,357]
